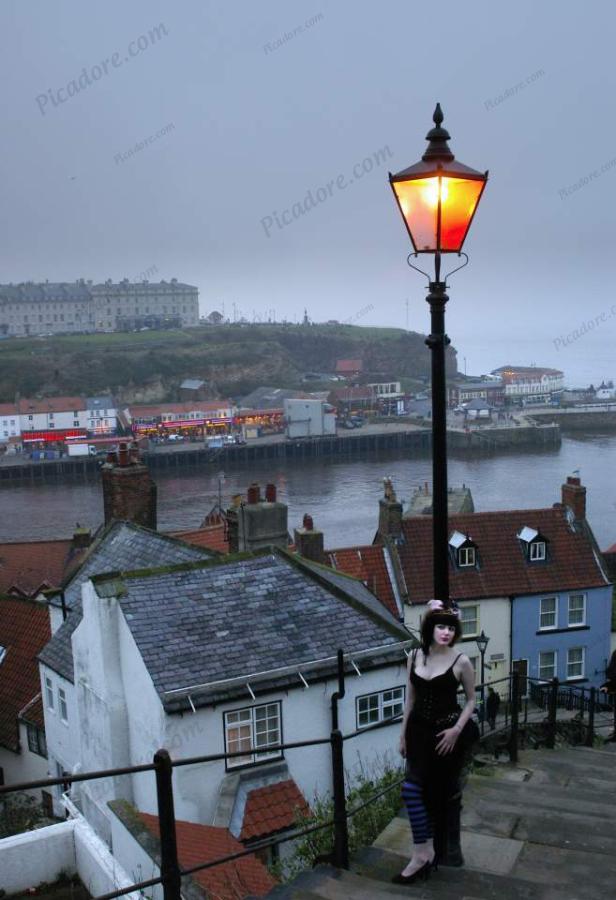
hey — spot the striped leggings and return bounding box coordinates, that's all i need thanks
[401,780,433,844]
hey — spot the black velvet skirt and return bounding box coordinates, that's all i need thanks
[404,713,478,793]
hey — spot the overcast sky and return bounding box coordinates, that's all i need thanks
[1,0,615,383]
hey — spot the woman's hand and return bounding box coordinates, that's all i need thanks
[398,732,406,758]
[435,725,460,755]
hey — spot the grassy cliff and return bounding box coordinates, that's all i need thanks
[0,323,457,402]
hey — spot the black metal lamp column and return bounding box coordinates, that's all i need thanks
[389,105,488,607]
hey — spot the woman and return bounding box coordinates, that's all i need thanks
[394,602,476,885]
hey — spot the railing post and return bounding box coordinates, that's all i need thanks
[586,687,596,747]
[580,687,585,721]
[330,729,349,870]
[509,672,519,764]
[547,678,558,749]
[154,749,182,900]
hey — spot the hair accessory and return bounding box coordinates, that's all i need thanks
[427,598,461,618]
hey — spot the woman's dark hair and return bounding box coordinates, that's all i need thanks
[420,612,462,657]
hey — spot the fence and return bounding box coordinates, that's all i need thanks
[1,661,615,900]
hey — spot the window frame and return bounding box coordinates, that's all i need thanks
[529,540,546,561]
[458,546,476,567]
[45,675,54,711]
[538,650,557,681]
[356,686,405,730]
[27,724,47,758]
[566,646,585,680]
[567,593,586,627]
[539,596,558,631]
[460,604,479,638]
[58,686,68,723]
[223,701,282,771]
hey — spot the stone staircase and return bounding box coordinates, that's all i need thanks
[265,743,616,899]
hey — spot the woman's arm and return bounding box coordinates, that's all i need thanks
[398,653,416,756]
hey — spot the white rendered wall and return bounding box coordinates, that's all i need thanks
[0,722,49,793]
[0,821,76,894]
[39,663,82,776]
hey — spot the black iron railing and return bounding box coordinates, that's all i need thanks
[1,664,615,900]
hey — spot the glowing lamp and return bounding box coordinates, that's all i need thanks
[389,104,488,253]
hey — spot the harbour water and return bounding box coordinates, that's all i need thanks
[2,433,615,550]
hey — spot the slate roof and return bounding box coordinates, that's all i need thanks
[0,597,51,751]
[140,812,276,899]
[38,522,211,682]
[240,779,310,841]
[325,545,400,619]
[0,538,87,598]
[94,550,410,711]
[398,507,610,604]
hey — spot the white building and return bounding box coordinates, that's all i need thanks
[491,365,564,404]
[284,398,336,438]
[18,396,88,441]
[0,279,199,336]
[0,402,20,442]
[85,395,118,435]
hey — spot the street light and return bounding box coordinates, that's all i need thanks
[476,629,490,731]
[389,104,487,607]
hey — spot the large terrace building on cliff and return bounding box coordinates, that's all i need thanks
[491,365,564,405]
[0,278,199,336]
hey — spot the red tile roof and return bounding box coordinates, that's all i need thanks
[0,538,87,598]
[0,402,18,416]
[326,545,400,618]
[172,523,229,554]
[17,396,85,414]
[397,506,608,604]
[0,597,51,751]
[140,813,276,899]
[19,692,44,728]
[240,779,310,842]
[335,359,363,373]
[605,543,616,555]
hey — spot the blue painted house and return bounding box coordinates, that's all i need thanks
[380,475,612,693]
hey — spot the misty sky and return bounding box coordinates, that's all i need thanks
[2,0,615,384]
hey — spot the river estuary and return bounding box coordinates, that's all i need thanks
[2,433,615,550]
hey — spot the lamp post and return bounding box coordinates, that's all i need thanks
[476,629,490,733]
[389,104,487,607]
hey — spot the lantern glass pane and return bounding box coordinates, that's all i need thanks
[439,177,484,251]
[393,175,485,252]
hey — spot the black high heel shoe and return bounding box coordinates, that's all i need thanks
[391,857,437,884]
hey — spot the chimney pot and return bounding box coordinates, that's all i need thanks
[561,474,586,521]
[265,483,277,502]
[247,483,261,504]
[302,513,314,531]
[118,442,129,466]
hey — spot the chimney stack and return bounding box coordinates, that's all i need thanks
[101,442,157,529]
[294,513,325,564]
[378,477,403,541]
[561,474,586,521]
[226,482,288,553]
[73,526,92,549]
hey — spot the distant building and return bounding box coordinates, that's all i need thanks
[335,359,363,379]
[85,396,117,435]
[327,386,372,415]
[284,398,336,438]
[0,402,20,443]
[491,366,564,404]
[0,279,199,336]
[18,396,88,444]
[449,379,505,408]
[179,378,209,401]
[406,484,475,516]
[127,401,234,436]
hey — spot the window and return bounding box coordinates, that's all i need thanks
[45,676,54,710]
[58,687,68,723]
[224,702,281,769]
[27,724,47,758]
[356,687,405,728]
[539,650,556,681]
[539,597,557,630]
[568,594,586,627]
[529,541,546,561]
[48,412,54,420]
[567,647,585,679]
[73,421,79,427]
[458,546,476,567]
[460,605,479,637]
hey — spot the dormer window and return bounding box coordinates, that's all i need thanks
[518,526,547,562]
[449,530,477,568]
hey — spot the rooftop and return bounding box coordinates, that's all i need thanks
[0,536,88,598]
